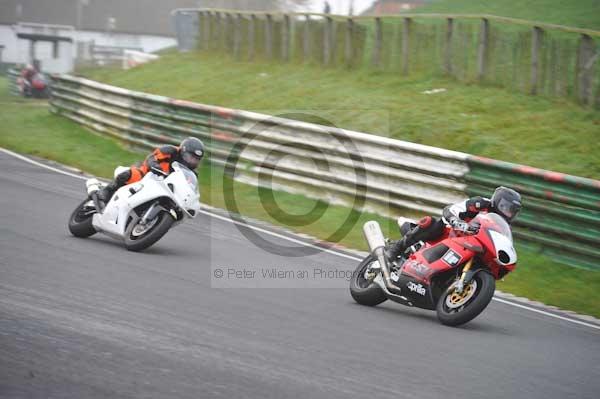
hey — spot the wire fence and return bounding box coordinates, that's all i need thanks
[175,9,600,108]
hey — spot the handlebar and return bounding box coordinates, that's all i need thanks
[151,167,168,177]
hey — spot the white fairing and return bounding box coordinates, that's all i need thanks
[489,230,517,265]
[90,162,201,239]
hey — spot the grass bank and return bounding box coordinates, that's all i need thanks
[1,76,599,318]
[414,0,600,30]
[79,51,600,179]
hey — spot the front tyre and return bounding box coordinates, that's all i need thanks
[124,211,174,252]
[68,199,97,238]
[436,271,495,327]
[350,254,387,306]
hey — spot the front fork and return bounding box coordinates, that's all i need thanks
[455,258,474,294]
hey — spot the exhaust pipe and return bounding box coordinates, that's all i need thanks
[362,221,403,295]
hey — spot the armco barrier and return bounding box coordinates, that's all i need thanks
[466,158,600,270]
[49,75,600,270]
[7,69,21,96]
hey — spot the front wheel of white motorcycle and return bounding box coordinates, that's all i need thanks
[436,270,495,327]
[124,211,175,252]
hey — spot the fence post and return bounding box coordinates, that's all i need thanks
[282,14,290,62]
[234,13,241,60]
[345,18,354,67]
[197,11,203,46]
[248,14,255,60]
[477,18,489,81]
[372,17,382,68]
[203,12,211,51]
[226,13,234,52]
[402,17,411,75]
[212,12,220,50]
[265,14,273,59]
[530,26,543,95]
[324,16,332,66]
[303,14,310,63]
[444,18,454,75]
[221,12,229,51]
[577,34,595,105]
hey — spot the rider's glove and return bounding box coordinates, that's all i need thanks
[453,220,480,234]
[467,221,481,234]
[452,220,469,232]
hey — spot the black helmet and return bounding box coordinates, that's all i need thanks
[491,186,522,223]
[179,137,205,170]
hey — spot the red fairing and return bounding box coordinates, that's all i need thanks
[401,213,516,283]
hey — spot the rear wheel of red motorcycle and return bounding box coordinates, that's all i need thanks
[436,271,495,327]
[350,254,387,306]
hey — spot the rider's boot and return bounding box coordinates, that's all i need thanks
[96,180,119,204]
[96,169,131,205]
[386,233,417,264]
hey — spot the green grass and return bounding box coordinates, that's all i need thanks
[1,76,599,318]
[79,52,600,179]
[414,0,600,30]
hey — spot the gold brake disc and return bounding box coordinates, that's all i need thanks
[445,280,478,309]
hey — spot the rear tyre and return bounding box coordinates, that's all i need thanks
[124,211,174,252]
[68,199,97,238]
[350,254,387,306]
[436,271,495,327]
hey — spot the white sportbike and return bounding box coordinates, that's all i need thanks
[68,162,201,251]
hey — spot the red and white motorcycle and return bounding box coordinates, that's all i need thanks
[350,213,517,326]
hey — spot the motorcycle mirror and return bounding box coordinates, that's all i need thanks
[463,242,484,254]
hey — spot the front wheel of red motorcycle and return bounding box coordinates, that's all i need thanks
[436,271,495,327]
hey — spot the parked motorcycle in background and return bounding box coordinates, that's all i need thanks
[18,72,50,98]
[68,162,201,251]
[350,213,517,326]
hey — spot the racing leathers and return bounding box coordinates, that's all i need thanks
[98,145,188,204]
[386,196,493,261]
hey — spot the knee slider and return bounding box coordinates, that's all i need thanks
[418,216,433,229]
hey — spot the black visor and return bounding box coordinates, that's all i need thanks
[497,198,521,222]
[182,151,202,169]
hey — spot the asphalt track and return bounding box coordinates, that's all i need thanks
[1,151,599,399]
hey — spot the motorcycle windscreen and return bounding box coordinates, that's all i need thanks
[477,213,517,266]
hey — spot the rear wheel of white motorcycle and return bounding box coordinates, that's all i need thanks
[68,198,97,238]
[350,254,387,306]
[124,211,175,252]
[436,271,495,327]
